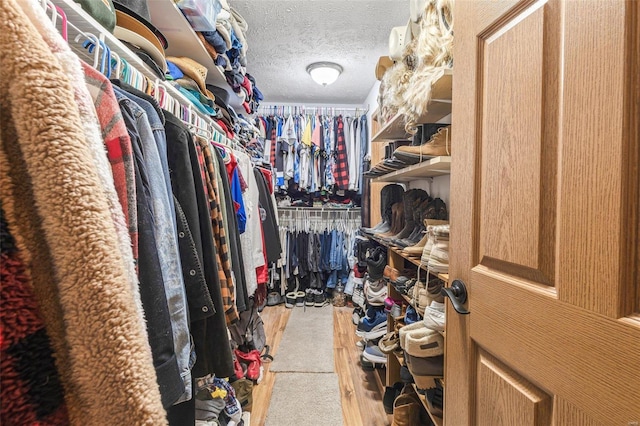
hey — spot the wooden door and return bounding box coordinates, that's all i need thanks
[447,0,639,425]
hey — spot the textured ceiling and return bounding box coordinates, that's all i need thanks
[232,0,410,105]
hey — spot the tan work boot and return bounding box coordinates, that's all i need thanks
[393,126,451,163]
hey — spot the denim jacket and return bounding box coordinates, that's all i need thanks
[115,88,193,403]
[119,100,183,407]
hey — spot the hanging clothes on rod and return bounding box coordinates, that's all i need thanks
[274,208,361,306]
[253,109,370,207]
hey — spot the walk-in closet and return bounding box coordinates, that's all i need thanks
[1,0,638,425]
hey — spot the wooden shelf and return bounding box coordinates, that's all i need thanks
[148,0,244,109]
[373,367,387,394]
[370,236,447,282]
[371,70,453,143]
[412,384,443,426]
[372,156,451,182]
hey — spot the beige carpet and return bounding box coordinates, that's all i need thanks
[269,306,334,373]
[266,306,343,425]
[265,372,343,426]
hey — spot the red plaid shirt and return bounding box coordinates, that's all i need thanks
[333,116,349,190]
[83,64,138,262]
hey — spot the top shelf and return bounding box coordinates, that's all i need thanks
[148,0,244,110]
[372,70,452,143]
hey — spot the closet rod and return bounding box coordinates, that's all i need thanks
[45,0,244,153]
[278,207,361,212]
[257,104,369,116]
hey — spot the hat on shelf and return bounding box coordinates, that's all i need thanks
[168,56,217,101]
[73,0,116,33]
[113,0,168,73]
[113,0,168,48]
[388,23,412,61]
[375,56,394,80]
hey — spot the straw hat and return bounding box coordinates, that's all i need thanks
[167,56,216,101]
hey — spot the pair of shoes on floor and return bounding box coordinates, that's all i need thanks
[267,292,284,306]
[304,289,329,307]
[285,291,305,308]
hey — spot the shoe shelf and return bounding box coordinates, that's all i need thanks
[370,236,446,282]
[372,156,452,182]
[371,70,453,143]
[147,0,244,110]
[412,384,444,426]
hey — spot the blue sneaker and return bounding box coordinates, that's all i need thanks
[405,305,420,325]
[356,309,387,339]
[363,342,387,364]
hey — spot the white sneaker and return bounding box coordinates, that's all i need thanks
[423,301,445,331]
[364,279,387,306]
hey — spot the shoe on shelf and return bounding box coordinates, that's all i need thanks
[417,279,444,316]
[393,126,451,164]
[295,291,306,307]
[404,219,449,256]
[383,382,405,415]
[425,386,444,417]
[366,247,387,280]
[404,305,420,325]
[378,331,400,354]
[392,387,422,426]
[352,284,366,309]
[404,327,445,358]
[352,306,365,325]
[365,278,388,306]
[356,309,388,340]
[363,342,388,364]
[426,225,450,273]
[423,301,446,332]
[405,354,444,389]
[285,292,296,309]
[359,353,384,371]
[398,321,430,350]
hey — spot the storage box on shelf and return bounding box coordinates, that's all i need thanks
[148,0,244,109]
[371,70,452,143]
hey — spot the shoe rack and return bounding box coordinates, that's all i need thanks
[366,71,452,426]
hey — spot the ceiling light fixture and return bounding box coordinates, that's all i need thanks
[307,62,343,86]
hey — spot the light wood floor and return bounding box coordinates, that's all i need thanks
[249,305,391,426]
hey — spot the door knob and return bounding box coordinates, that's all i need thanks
[441,279,470,315]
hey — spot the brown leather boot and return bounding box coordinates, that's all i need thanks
[377,202,404,237]
[392,389,422,426]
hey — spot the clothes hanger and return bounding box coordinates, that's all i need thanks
[75,32,100,69]
[110,52,122,80]
[46,2,68,42]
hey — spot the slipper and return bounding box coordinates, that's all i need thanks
[378,331,400,354]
